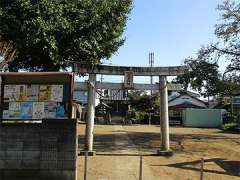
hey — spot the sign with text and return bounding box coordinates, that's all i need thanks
[124,71,134,89]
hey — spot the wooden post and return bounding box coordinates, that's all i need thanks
[200,158,204,180]
[0,76,4,121]
[84,151,88,180]
[139,155,143,180]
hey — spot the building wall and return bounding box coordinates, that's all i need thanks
[183,109,222,127]
[0,119,77,180]
[102,89,129,101]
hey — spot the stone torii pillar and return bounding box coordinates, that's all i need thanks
[158,76,172,156]
[85,73,96,155]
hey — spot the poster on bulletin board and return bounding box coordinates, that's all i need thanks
[39,85,51,101]
[27,85,39,101]
[32,102,45,119]
[1,84,67,120]
[20,102,33,119]
[0,72,73,121]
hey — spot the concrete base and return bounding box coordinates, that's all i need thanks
[0,120,78,180]
[157,150,174,157]
[79,150,96,156]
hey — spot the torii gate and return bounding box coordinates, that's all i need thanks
[73,64,186,155]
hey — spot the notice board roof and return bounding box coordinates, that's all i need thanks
[0,72,73,84]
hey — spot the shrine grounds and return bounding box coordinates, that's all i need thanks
[77,124,240,180]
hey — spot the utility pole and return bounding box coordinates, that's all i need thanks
[149,52,154,125]
[100,74,104,102]
[149,52,154,95]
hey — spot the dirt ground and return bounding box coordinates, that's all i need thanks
[77,124,240,180]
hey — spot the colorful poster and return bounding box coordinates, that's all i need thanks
[9,102,21,119]
[27,85,39,101]
[51,85,63,102]
[44,102,56,118]
[16,85,27,101]
[4,85,17,102]
[20,102,33,119]
[32,102,44,119]
[3,110,9,119]
[56,103,66,118]
[39,85,51,101]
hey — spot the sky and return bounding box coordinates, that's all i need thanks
[96,0,224,83]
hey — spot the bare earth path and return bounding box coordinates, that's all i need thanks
[77,124,240,180]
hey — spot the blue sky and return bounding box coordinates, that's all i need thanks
[87,0,225,83]
[109,0,223,68]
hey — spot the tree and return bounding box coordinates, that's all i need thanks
[175,0,240,97]
[0,36,17,71]
[128,91,160,113]
[194,0,240,78]
[0,0,132,71]
[174,57,220,98]
[217,73,240,96]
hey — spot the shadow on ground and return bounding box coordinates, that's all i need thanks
[151,158,240,177]
[78,131,240,153]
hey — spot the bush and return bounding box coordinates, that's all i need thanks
[223,113,237,124]
[129,110,144,120]
[222,123,238,131]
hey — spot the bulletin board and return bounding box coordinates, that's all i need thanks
[0,72,74,121]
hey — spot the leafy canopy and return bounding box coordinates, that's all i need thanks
[175,0,240,97]
[174,58,220,97]
[194,0,240,79]
[0,0,132,71]
[128,91,160,113]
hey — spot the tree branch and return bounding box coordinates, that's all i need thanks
[211,45,240,56]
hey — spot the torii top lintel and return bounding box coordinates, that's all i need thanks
[73,64,187,76]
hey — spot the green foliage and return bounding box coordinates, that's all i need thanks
[175,0,240,96]
[216,78,240,96]
[174,58,220,97]
[128,91,160,113]
[0,0,132,71]
[222,123,237,131]
[213,0,240,77]
[129,109,144,120]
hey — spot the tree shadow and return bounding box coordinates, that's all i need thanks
[151,158,240,177]
[78,131,240,153]
[217,129,240,135]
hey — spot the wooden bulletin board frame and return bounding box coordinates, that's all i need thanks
[0,72,74,122]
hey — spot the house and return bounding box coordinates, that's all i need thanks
[101,89,129,123]
[73,88,207,125]
[73,89,129,123]
[213,95,240,115]
[95,102,112,124]
[168,91,207,124]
